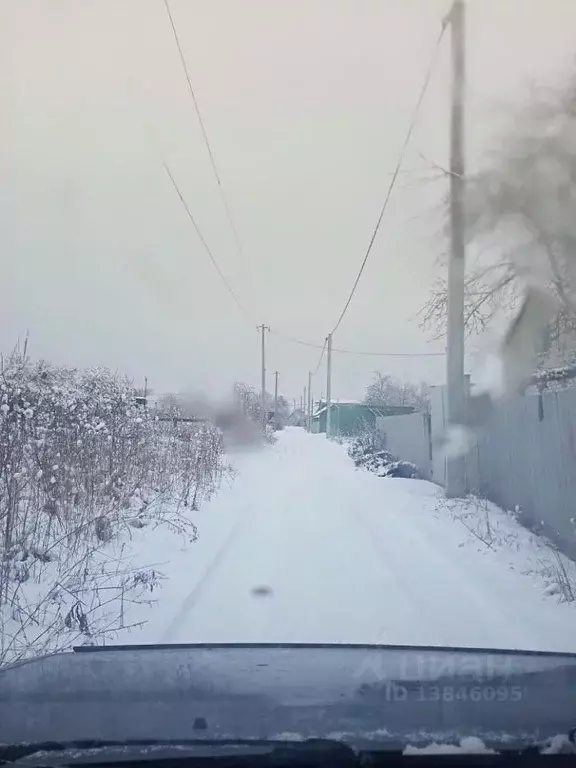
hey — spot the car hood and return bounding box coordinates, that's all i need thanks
[1,643,576,750]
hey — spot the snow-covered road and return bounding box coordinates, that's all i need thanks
[125,428,576,652]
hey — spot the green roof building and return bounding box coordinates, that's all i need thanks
[311,401,414,436]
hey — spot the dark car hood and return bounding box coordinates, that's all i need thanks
[1,643,576,750]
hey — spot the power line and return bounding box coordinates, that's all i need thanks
[163,0,246,264]
[333,346,444,358]
[160,168,443,358]
[163,161,253,323]
[269,329,444,358]
[313,338,327,374]
[329,22,448,337]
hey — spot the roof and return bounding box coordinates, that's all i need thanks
[312,402,394,418]
[314,400,362,410]
[312,402,415,419]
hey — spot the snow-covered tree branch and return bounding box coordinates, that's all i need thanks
[420,73,576,363]
[364,373,429,412]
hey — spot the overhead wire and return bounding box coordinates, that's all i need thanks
[161,3,448,373]
[328,20,449,337]
[269,328,444,358]
[313,338,327,375]
[332,345,444,358]
[163,0,246,265]
[163,161,253,323]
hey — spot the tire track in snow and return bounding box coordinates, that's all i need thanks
[151,430,576,651]
[354,506,451,644]
[354,481,554,649]
[160,516,246,642]
[159,441,285,642]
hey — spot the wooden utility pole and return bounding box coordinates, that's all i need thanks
[273,370,279,428]
[257,324,270,431]
[325,333,333,437]
[446,0,466,497]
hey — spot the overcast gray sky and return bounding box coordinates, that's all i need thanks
[2,0,575,401]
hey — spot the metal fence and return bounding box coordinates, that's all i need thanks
[376,382,576,559]
[376,412,433,480]
[465,387,576,559]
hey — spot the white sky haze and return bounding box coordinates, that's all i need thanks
[2,0,576,400]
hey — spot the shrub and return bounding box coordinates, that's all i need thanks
[0,352,228,664]
[347,424,423,479]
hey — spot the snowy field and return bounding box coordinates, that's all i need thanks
[119,427,576,652]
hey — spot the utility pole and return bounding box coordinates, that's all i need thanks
[307,371,312,431]
[257,324,270,431]
[446,0,466,497]
[273,370,279,428]
[325,333,333,438]
[303,385,307,426]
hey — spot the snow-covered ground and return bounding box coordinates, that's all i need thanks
[119,427,576,652]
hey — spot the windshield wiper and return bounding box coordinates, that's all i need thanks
[0,738,357,765]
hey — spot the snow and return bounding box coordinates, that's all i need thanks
[120,428,576,652]
[404,737,495,755]
[542,734,576,754]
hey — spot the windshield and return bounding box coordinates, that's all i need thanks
[3,0,576,755]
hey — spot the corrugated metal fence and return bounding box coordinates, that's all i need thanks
[376,412,433,480]
[465,388,576,560]
[376,384,576,558]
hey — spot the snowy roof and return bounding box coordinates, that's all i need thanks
[312,402,414,419]
[312,402,383,418]
[315,399,362,408]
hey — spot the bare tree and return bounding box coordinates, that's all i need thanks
[421,73,576,363]
[364,372,429,411]
[233,382,277,422]
[233,382,262,422]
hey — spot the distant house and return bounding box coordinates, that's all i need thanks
[312,401,414,436]
[288,408,306,427]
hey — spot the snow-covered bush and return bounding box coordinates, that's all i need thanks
[0,353,228,664]
[355,449,395,473]
[347,425,424,479]
[380,461,424,479]
[348,426,388,466]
